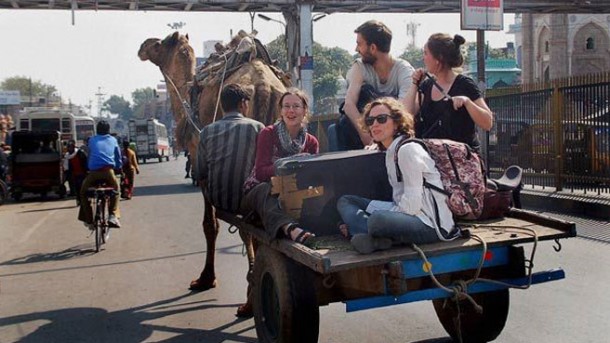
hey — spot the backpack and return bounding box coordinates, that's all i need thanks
[395,138,486,220]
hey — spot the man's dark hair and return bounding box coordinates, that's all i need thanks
[96,120,110,135]
[354,20,392,53]
[220,84,251,113]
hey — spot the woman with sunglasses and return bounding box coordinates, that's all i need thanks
[242,88,319,244]
[405,33,493,151]
[336,97,459,254]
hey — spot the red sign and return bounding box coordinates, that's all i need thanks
[468,0,500,7]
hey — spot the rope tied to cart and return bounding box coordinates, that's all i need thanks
[411,224,540,314]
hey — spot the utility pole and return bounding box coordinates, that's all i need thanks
[95,87,106,118]
[167,22,186,30]
[405,21,420,48]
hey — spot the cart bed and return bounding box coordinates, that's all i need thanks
[217,208,576,274]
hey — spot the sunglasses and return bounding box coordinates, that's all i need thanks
[364,113,394,126]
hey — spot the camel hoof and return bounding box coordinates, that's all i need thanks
[189,278,217,292]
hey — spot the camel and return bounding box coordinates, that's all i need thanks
[138,32,289,294]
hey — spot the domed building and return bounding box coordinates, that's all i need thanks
[512,13,610,83]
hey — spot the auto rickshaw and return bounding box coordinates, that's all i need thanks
[9,131,66,201]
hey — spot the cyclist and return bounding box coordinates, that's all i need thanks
[78,120,122,229]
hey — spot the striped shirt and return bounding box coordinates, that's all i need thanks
[196,112,264,212]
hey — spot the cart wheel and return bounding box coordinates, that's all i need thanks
[433,289,509,343]
[57,185,67,199]
[253,245,319,343]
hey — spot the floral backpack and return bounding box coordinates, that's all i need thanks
[395,138,486,220]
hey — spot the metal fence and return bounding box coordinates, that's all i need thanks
[486,71,610,195]
[310,72,610,195]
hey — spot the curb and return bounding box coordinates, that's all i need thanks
[520,189,610,220]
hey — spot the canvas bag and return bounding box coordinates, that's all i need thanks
[395,138,486,220]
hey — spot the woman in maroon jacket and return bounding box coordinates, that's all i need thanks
[249,91,319,184]
[243,88,319,243]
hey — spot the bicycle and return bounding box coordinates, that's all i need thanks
[86,186,118,252]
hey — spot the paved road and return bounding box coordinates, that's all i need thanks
[1,158,609,343]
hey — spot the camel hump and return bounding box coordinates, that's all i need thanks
[195,35,287,88]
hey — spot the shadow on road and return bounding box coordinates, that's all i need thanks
[0,245,92,267]
[132,183,200,197]
[0,243,247,277]
[410,338,453,343]
[0,293,257,342]
[19,205,77,213]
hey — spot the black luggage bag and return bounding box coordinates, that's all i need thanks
[274,150,392,236]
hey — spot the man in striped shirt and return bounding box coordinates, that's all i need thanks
[196,83,264,212]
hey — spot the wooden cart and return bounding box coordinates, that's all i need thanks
[218,208,576,343]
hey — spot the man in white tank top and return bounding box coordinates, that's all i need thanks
[339,20,415,150]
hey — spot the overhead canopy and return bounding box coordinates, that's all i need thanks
[2,0,610,14]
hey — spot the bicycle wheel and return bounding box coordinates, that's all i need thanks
[94,202,102,252]
[101,198,111,244]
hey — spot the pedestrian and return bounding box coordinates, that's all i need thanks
[121,140,139,200]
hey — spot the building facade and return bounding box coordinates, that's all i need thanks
[512,13,610,83]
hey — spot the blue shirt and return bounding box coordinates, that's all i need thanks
[88,134,122,171]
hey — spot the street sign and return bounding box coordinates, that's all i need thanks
[461,0,504,31]
[300,55,314,70]
[0,90,21,105]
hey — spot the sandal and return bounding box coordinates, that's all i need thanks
[337,221,350,239]
[284,223,315,244]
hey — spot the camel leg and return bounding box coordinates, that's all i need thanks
[191,188,219,291]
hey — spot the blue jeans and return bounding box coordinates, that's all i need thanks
[337,195,440,245]
[368,210,439,245]
[336,195,371,235]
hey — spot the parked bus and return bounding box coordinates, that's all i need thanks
[17,107,95,146]
[127,118,170,163]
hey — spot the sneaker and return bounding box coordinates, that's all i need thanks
[184,174,190,179]
[108,215,121,229]
[84,223,94,231]
[350,234,392,254]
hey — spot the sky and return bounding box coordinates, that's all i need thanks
[0,10,515,116]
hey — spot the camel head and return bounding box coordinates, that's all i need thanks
[138,31,195,74]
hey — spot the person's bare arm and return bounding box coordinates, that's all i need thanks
[404,68,425,115]
[344,64,372,146]
[451,96,494,131]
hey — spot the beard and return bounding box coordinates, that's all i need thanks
[361,51,377,65]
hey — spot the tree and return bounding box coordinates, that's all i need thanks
[265,37,352,111]
[266,35,289,72]
[399,48,424,69]
[0,76,58,103]
[103,95,133,120]
[312,43,352,110]
[131,87,156,118]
